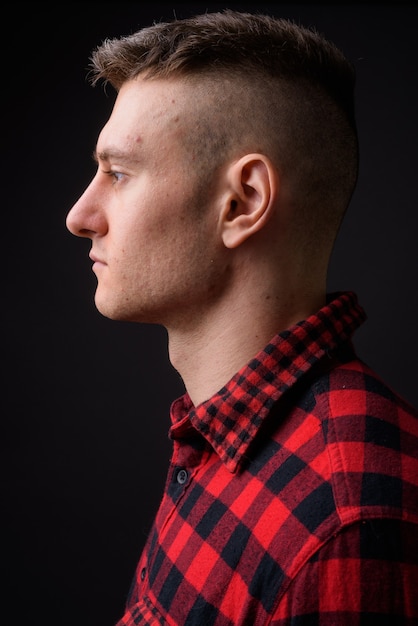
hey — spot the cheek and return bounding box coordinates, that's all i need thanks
[110,210,184,281]
[110,176,219,275]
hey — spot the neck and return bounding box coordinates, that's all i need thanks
[167,284,325,407]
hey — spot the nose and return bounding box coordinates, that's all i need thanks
[66,178,106,238]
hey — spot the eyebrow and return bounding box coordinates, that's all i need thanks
[92,147,140,166]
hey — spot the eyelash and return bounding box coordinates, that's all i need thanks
[103,170,124,184]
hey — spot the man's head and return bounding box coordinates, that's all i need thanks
[66,10,358,327]
[90,9,358,230]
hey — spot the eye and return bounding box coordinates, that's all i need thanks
[103,169,125,184]
[112,171,124,183]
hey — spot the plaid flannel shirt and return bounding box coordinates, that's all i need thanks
[116,291,418,625]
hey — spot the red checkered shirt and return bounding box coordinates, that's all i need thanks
[116,291,418,625]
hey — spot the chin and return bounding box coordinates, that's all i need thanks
[94,297,150,324]
[94,295,124,321]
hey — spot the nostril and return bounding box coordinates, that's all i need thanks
[79,228,97,237]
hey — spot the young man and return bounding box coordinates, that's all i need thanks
[66,10,418,625]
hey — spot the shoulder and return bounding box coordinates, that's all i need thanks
[317,356,417,420]
[314,356,418,453]
[310,356,418,523]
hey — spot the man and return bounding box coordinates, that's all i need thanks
[66,9,418,625]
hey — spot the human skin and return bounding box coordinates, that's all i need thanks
[66,77,230,329]
[66,75,324,405]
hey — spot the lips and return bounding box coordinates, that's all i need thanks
[89,251,106,266]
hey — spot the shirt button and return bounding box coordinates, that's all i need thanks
[140,567,146,581]
[177,469,188,484]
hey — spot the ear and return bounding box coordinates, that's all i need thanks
[220,153,278,249]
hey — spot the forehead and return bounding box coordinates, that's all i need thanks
[96,77,191,156]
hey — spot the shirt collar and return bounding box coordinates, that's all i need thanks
[169,291,366,473]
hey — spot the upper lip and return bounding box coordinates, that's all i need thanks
[89,251,105,264]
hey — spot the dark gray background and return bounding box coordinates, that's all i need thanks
[4,3,417,625]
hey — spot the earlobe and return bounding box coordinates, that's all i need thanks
[221,153,278,249]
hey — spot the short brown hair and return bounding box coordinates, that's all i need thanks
[90,10,359,252]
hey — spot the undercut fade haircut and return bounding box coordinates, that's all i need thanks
[89,10,359,255]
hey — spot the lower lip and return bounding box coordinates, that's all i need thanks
[92,261,106,271]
